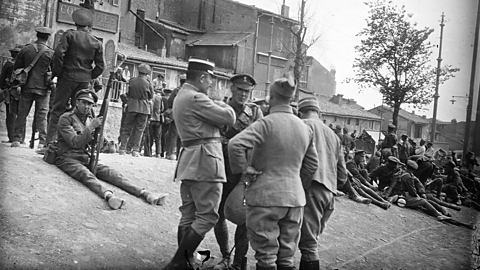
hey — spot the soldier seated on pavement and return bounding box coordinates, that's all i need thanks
[54,89,167,210]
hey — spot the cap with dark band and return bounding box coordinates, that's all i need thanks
[230,74,256,91]
[72,8,94,26]
[75,89,98,104]
[35,27,53,35]
[188,57,215,76]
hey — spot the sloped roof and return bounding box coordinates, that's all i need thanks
[186,32,254,46]
[117,43,233,78]
[368,105,430,124]
[145,19,189,35]
[157,19,205,34]
[316,95,381,120]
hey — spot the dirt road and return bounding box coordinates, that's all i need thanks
[0,128,478,270]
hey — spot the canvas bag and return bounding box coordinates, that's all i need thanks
[11,45,48,87]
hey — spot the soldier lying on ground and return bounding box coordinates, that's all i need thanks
[54,89,167,210]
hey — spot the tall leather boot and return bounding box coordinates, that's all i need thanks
[213,218,230,270]
[177,226,189,246]
[299,260,320,270]
[164,226,204,270]
[231,224,249,270]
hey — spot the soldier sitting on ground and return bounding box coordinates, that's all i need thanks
[54,89,167,210]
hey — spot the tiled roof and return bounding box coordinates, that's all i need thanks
[186,32,254,46]
[117,43,233,78]
[145,19,189,35]
[369,105,430,124]
[316,95,381,120]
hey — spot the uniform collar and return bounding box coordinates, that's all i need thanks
[305,114,320,120]
[269,104,293,114]
[182,83,200,92]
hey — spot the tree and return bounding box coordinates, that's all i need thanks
[351,1,459,127]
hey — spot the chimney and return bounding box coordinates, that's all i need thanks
[330,94,343,105]
[281,1,289,17]
[412,110,415,115]
[422,115,426,119]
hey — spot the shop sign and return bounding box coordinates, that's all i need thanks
[57,2,119,34]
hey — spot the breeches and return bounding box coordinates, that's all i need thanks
[120,112,148,151]
[299,182,334,262]
[246,205,303,267]
[178,180,222,237]
[14,91,49,144]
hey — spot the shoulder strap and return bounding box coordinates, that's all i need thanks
[23,45,48,73]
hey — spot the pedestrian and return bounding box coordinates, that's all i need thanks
[343,126,355,153]
[164,73,186,160]
[148,88,165,157]
[43,8,104,153]
[297,96,347,269]
[0,44,23,143]
[119,63,153,157]
[228,73,319,269]
[160,88,172,157]
[10,27,54,151]
[213,74,263,270]
[381,123,398,160]
[152,74,164,92]
[54,89,167,210]
[398,134,412,164]
[163,58,236,269]
[415,139,426,156]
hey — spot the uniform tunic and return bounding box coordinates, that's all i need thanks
[299,114,347,262]
[228,104,318,267]
[55,110,143,200]
[172,82,235,236]
[12,41,53,144]
[46,28,105,145]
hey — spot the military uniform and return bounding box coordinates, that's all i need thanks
[165,83,181,159]
[297,97,347,266]
[381,124,398,159]
[228,74,318,268]
[119,64,153,156]
[45,8,104,146]
[148,90,165,157]
[11,28,54,147]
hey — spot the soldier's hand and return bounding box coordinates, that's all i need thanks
[89,116,104,130]
[245,166,262,182]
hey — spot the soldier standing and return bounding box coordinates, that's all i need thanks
[10,27,54,150]
[228,74,318,269]
[297,96,347,270]
[160,88,172,157]
[119,63,153,157]
[55,89,167,210]
[164,58,236,269]
[148,88,165,157]
[164,74,186,160]
[214,74,263,270]
[0,44,23,143]
[43,8,104,152]
[381,123,398,160]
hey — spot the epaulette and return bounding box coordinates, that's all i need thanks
[243,102,259,117]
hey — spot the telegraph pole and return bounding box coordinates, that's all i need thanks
[265,16,275,97]
[464,0,480,157]
[430,13,445,142]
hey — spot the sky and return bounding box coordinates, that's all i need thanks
[236,0,479,122]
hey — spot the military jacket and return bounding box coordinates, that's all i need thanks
[13,41,53,92]
[173,83,236,183]
[56,110,93,157]
[126,76,153,114]
[228,104,319,207]
[302,115,347,194]
[222,102,263,142]
[53,29,104,82]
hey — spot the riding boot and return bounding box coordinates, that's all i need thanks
[214,218,230,259]
[299,260,320,270]
[177,226,189,246]
[232,224,249,269]
[165,226,204,270]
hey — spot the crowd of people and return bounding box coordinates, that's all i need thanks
[1,7,479,270]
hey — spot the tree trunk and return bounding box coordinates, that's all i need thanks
[392,102,400,129]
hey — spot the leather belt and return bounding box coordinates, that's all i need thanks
[182,137,222,147]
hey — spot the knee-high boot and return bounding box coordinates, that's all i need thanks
[232,224,249,269]
[164,226,204,270]
[214,217,230,258]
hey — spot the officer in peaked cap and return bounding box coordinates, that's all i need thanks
[75,89,98,104]
[228,70,318,267]
[35,27,53,35]
[187,56,215,77]
[72,8,94,26]
[44,6,104,150]
[214,72,262,269]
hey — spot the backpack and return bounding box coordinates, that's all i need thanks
[10,45,48,87]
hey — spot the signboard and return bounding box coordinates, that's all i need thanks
[57,2,119,34]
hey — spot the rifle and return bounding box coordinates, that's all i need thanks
[88,54,127,173]
[29,111,37,149]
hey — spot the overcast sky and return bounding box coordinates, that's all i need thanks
[236,0,478,122]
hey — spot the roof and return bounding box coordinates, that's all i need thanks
[368,105,430,124]
[145,19,189,35]
[186,32,254,46]
[157,18,205,34]
[117,43,232,78]
[427,117,449,125]
[315,95,382,120]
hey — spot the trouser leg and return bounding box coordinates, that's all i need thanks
[120,112,136,149]
[428,200,449,216]
[232,223,249,266]
[5,103,17,142]
[55,156,109,198]
[428,178,443,198]
[407,198,442,217]
[131,113,148,152]
[13,91,34,142]
[95,163,143,196]
[34,93,49,144]
[166,122,177,156]
[276,207,303,267]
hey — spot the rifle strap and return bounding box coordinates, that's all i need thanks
[24,45,48,74]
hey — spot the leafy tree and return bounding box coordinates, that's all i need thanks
[351,1,459,127]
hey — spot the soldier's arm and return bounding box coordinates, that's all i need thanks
[300,128,319,187]
[192,94,236,127]
[0,63,10,89]
[91,42,105,79]
[228,120,266,174]
[58,114,94,149]
[53,31,71,76]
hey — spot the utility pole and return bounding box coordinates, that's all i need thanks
[293,0,306,102]
[464,0,480,157]
[430,13,445,142]
[265,16,275,97]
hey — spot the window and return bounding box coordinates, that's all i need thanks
[275,28,284,52]
[334,116,337,122]
[356,119,360,126]
[347,118,351,125]
[369,120,374,129]
[111,0,119,6]
[414,125,422,138]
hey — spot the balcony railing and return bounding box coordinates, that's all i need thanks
[96,77,129,103]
